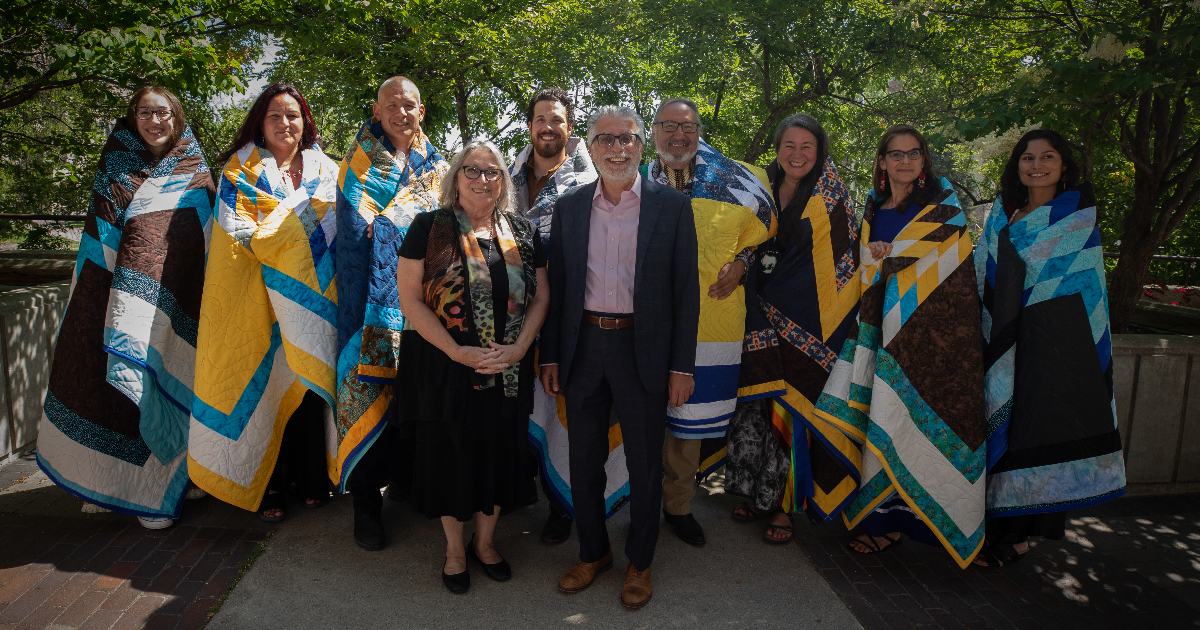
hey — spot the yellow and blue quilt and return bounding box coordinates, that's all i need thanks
[649,140,777,440]
[334,121,447,489]
[188,142,339,511]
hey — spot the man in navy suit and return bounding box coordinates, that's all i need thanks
[540,105,699,609]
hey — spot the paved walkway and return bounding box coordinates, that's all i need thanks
[4,449,1200,629]
[0,453,273,630]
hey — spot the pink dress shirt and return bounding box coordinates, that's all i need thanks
[584,173,641,314]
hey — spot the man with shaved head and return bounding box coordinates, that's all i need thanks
[334,75,449,551]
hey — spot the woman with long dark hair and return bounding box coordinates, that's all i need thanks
[730,113,858,545]
[973,129,1126,566]
[812,124,987,568]
[37,86,215,530]
[189,83,340,524]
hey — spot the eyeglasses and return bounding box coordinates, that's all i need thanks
[884,149,925,162]
[462,165,503,181]
[591,133,642,149]
[135,108,173,122]
[654,120,700,133]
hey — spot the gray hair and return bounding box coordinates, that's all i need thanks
[585,105,647,146]
[439,140,516,214]
[653,97,704,135]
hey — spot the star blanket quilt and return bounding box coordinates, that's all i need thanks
[188,142,340,511]
[335,121,447,488]
[738,158,859,515]
[977,185,1125,517]
[648,139,777,440]
[37,120,214,518]
[813,182,988,567]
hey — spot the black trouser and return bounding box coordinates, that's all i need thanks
[565,324,666,571]
[267,390,330,501]
[348,422,407,515]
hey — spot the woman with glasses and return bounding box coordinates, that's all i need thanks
[822,124,987,567]
[972,130,1125,566]
[37,86,214,529]
[394,139,548,593]
[190,83,338,524]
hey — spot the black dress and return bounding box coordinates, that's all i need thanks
[394,211,543,521]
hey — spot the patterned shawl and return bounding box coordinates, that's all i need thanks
[509,137,597,249]
[188,142,339,511]
[646,139,777,440]
[977,185,1125,517]
[37,120,213,518]
[421,207,534,396]
[334,120,448,488]
[813,180,988,568]
[738,157,859,515]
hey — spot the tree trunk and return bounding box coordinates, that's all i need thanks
[454,79,471,146]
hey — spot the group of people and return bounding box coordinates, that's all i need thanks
[35,74,1126,609]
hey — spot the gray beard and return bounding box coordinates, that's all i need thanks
[596,159,639,185]
[660,146,696,164]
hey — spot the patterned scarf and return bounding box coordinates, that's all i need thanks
[422,208,535,397]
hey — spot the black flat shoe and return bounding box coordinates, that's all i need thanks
[468,536,512,581]
[540,510,572,544]
[354,511,385,551]
[663,510,706,546]
[442,568,470,593]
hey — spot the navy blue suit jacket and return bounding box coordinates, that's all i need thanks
[540,177,699,394]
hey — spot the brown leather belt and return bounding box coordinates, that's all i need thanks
[584,314,634,329]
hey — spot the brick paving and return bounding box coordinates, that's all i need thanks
[792,492,1200,629]
[0,452,274,630]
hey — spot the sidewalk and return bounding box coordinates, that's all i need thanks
[5,447,1200,630]
[794,491,1200,629]
[0,452,274,630]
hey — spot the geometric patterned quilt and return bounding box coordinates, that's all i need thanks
[188,142,339,511]
[977,185,1126,517]
[813,181,988,567]
[38,121,214,518]
[650,139,778,440]
[333,120,447,489]
[738,157,859,516]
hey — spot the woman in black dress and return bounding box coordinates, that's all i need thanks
[394,139,549,593]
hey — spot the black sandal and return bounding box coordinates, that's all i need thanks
[259,491,286,523]
[974,543,1025,567]
[732,502,780,523]
[848,534,901,554]
[763,523,794,545]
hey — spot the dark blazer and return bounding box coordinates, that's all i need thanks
[540,177,699,394]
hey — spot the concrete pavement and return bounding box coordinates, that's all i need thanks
[209,479,862,630]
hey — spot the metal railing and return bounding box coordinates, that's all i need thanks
[1104,253,1200,286]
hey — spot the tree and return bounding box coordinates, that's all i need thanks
[948,0,1200,332]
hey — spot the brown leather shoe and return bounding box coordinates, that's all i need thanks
[620,563,652,609]
[557,550,613,593]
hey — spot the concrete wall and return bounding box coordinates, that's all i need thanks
[1115,334,1200,495]
[0,280,70,465]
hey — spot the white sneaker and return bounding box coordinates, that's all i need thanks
[80,503,111,514]
[137,516,174,530]
[185,487,208,500]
